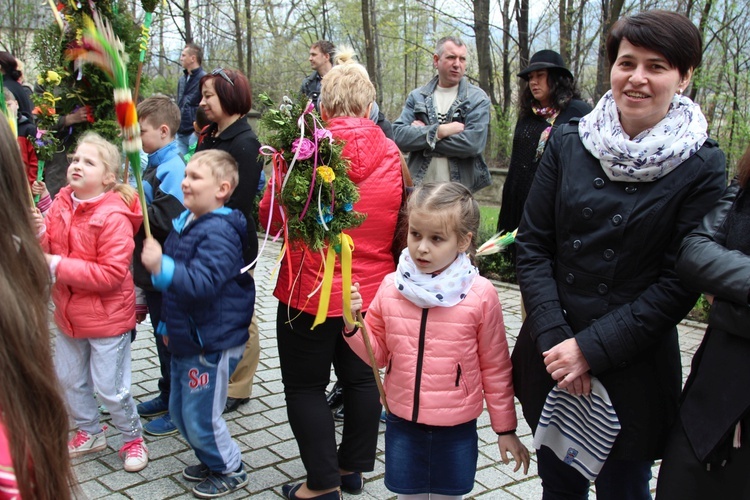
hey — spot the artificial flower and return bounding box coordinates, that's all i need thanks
[292,137,316,160]
[317,165,335,183]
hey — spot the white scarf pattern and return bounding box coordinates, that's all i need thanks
[394,249,477,308]
[578,91,708,182]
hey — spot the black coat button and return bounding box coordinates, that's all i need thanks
[593,177,605,189]
[612,214,623,225]
[572,239,582,250]
[625,185,637,194]
[597,283,608,295]
[582,207,593,219]
[603,249,615,261]
[566,273,575,284]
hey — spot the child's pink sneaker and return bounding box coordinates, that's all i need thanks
[68,429,107,458]
[119,437,149,472]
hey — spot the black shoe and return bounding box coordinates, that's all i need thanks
[341,472,364,495]
[282,483,342,499]
[183,463,210,482]
[333,405,344,422]
[326,381,343,409]
[223,397,249,414]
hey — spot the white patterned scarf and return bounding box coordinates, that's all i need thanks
[578,90,708,182]
[394,249,477,309]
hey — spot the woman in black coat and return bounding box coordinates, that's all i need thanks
[510,10,727,498]
[496,50,591,261]
[656,146,750,498]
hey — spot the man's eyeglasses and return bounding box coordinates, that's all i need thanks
[212,68,234,87]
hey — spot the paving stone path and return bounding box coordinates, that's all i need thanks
[60,238,707,499]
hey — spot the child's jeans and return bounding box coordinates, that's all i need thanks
[55,331,143,441]
[170,344,245,474]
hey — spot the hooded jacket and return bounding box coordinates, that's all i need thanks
[152,208,254,356]
[259,116,402,315]
[345,273,518,433]
[44,186,143,338]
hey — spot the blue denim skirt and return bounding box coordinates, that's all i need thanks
[384,413,478,495]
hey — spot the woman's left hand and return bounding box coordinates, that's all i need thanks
[543,338,590,390]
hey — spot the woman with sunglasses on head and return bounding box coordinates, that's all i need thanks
[197,68,263,415]
[511,10,726,498]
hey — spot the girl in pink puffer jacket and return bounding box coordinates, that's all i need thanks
[345,182,530,498]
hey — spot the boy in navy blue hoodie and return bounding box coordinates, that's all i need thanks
[141,149,254,498]
[133,95,187,436]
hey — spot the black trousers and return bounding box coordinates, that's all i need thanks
[145,290,171,402]
[276,303,381,490]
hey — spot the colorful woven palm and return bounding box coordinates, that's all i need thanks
[476,228,517,257]
[65,12,150,236]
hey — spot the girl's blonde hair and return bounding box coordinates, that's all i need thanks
[319,47,376,118]
[407,182,480,257]
[76,131,137,205]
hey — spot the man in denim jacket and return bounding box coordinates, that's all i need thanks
[393,36,491,193]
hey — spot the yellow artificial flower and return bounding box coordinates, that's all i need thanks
[317,165,335,183]
[45,70,62,86]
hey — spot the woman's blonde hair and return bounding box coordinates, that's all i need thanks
[319,47,376,118]
[76,131,137,205]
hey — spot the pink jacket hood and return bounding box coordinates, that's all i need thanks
[45,186,143,338]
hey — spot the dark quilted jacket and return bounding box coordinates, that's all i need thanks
[154,208,254,356]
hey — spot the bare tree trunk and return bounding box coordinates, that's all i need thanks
[371,0,383,97]
[361,0,377,92]
[516,0,530,97]
[559,0,571,62]
[232,0,245,72]
[158,11,165,76]
[688,0,713,101]
[184,0,193,43]
[501,0,513,113]
[245,0,253,78]
[594,0,624,100]
[473,0,496,104]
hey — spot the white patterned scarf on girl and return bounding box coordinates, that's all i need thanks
[578,90,708,182]
[394,248,477,309]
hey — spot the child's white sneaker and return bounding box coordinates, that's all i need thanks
[68,429,107,458]
[120,437,149,472]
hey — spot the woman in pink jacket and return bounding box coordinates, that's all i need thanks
[40,132,148,473]
[346,182,530,498]
[259,50,402,499]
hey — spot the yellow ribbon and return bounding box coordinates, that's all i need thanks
[312,233,355,328]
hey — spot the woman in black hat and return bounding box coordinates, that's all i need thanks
[496,49,591,252]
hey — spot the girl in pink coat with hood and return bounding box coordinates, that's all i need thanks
[39,132,148,473]
[346,182,530,498]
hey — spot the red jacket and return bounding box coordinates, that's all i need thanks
[43,186,143,338]
[259,116,402,315]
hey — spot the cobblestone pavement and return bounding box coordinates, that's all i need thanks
[62,238,707,499]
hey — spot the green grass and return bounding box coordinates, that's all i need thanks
[479,205,500,238]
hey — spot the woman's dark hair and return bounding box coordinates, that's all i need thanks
[737,144,750,189]
[0,114,76,498]
[607,10,702,78]
[200,68,252,117]
[0,51,21,81]
[519,68,581,118]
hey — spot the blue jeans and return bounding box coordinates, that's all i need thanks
[170,345,244,473]
[384,414,478,495]
[175,132,196,157]
[538,445,653,499]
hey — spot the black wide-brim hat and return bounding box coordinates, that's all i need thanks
[518,50,573,80]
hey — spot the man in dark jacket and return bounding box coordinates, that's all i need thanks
[300,40,334,112]
[176,43,206,157]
